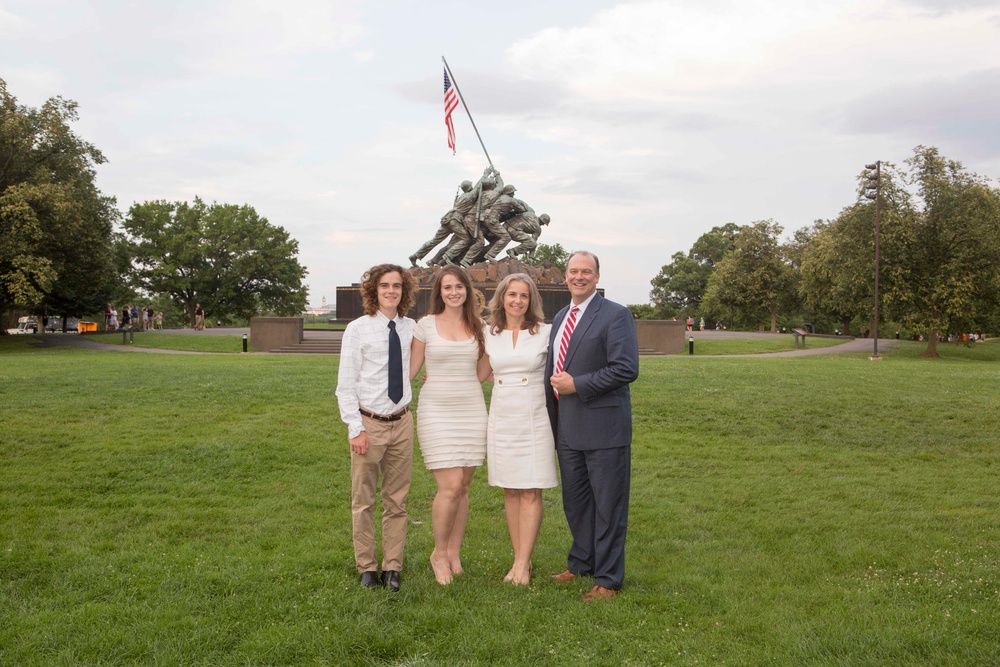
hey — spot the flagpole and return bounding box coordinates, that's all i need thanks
[442,56,494,169]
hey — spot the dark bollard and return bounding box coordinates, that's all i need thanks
[129,328,134,344]
[895,331,900,339]
[242,334,248,353]
[122,329,127,344]
[688,337,694,355]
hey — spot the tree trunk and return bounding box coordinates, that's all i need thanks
[922,327,940,358]
[841,316,851,336]
[769,307,777,333]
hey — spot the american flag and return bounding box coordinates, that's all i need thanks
[443,68,459,154]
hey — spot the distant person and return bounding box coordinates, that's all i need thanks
[715,320,722,330]
[195,304,205,330]
[336,263,418,592]
[546,251,639,601]
[699,317,705,331]
[109,307,118,331]
[141,306,150,331]
[121,306,131,330]
[686,316,694,331]
[104,303,112,331]
[130,305,139,327]
[155,311,164,330]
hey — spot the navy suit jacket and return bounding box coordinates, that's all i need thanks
[545,293,640,450]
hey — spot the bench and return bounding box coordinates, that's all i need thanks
[793,328,809,349]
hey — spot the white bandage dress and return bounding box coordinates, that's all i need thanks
[485,324,558,489]
[413,315,487,469]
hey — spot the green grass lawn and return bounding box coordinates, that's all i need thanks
[1,341,998,665]
[81,332,246,353]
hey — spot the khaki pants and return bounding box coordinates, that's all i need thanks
[350,411,414,572]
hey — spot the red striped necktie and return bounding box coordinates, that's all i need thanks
[553,306,579,399]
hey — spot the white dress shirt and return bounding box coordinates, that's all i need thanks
[336,311,415,439]
[553,290,598,357]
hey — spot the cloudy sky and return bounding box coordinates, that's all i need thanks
[3,0,999,307]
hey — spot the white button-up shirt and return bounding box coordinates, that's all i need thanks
[336,311,415,439]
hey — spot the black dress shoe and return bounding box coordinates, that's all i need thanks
[380,570,401,592]
[360,571,379,589]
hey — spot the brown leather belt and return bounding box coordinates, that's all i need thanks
[359,406,409,422]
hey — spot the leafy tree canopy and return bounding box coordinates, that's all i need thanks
[650,223,741,315]
[703,220,794,332]
[534,242,569,271]
[882,146,1000,356]
[0,79,119,319]
[123,198,308,326]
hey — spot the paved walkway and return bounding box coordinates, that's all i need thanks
[678,330,900,357]
[25,329,899,357]
[28,331,213,354]
[715,337,898,358]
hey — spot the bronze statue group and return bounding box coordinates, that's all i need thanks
[409,167,551,268]
[336,252,639,601]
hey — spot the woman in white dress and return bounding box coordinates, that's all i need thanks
[484,273,557,585]
[410,266,492,585]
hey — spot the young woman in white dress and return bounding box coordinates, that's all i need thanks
[410,266,492,585]
[484,273,558,585]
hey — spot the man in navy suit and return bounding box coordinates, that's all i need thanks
[546,251,639,601]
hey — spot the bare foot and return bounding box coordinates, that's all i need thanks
[449,558,463,576]
[510,561,531,586]
[430,550,453,585]
[502,568,515,583]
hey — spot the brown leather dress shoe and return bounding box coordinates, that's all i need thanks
[551,569,577,584]
[580,585,618,601]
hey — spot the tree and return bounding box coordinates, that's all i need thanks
[881,146,1000,357]
[703,220,792,332]
[0,79,119,323]
[533,242,569,271]
[798,166,912,336]
[123,198,308,326]
[627,303,658,320]
[649,223,740,315]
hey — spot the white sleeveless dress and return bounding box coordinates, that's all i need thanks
[485,325,558,489]
[413,315,487,469]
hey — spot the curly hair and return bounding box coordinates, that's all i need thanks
[487,273,545,335]
[360,263,418,317]
[427,265,486,357]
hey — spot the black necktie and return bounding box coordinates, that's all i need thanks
[387,320,403,403]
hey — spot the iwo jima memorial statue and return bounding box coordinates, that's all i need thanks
[336,59,579,321]
[335,163,570,320]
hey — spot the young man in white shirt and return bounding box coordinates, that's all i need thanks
[336,263,418,591]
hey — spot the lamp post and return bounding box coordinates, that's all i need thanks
[728,234,736,330]
[865,161,881,360]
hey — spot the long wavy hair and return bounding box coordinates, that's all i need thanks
[360,263,418,316]
[488,273,544,335]
[427,265,485,357]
